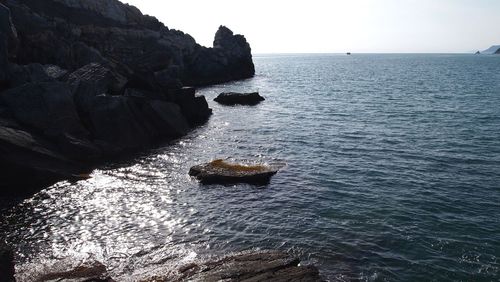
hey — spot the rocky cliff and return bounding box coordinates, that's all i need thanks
[0,0,255,196]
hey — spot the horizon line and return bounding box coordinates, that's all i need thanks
[252,52,490,55]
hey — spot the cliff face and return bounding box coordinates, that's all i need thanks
[5,0,254,87]
[0,0,255,195]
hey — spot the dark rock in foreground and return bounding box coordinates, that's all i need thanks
[214,92,265,106]
[36,261,112,282]
[29,250,322,282]
[172,250,323,281]
[189,159,279,185]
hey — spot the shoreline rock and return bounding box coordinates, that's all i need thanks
[171,250,323,281]
[189,159,279,185]
[16,250,322,281]
[0,0,254,197]
[214,92,265,106]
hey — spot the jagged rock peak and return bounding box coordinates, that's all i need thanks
[213,25,233,48]
[213,25,252,58]
[213,25,251,50]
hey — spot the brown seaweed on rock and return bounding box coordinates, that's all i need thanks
[189,159,281,185]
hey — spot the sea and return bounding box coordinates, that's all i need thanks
[1,54,500,281]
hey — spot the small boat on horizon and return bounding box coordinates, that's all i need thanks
[346,52,351,55]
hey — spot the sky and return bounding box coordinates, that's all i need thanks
[121,0,500,53]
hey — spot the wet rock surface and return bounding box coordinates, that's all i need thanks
[22,250,322,282]
[189,159,279,185]
[0,0,254,196]
[214,92,265,106]
[170,250,323,282]
[0,119,90,195]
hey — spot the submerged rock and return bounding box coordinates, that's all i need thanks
[189,159,279,185]
[214,92,265,106]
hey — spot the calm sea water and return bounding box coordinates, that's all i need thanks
[1,54,500,281]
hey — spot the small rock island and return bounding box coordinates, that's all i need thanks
[190,159,280,185]
[214,92,265,106]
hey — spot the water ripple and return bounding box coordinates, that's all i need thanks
[1,54,500,281]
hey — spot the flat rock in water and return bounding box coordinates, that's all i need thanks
[189,159,279,185]
[214,92,265,105]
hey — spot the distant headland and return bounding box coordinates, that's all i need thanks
[481,45,500,54]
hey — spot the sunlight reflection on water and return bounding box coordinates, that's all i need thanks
[2,54,500,281]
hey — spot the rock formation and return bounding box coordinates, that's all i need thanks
[189,159,280,185]
[0,0,255,196]
[214,92,265,106]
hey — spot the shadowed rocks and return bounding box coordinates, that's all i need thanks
[214,92,265,106]
[184,26,255,86]
[0,82,88,138]
[0,0,254,196]
[0,120,91,195]
[0,244,15,282]
[0,3,17,88]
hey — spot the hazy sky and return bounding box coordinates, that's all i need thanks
[121,0,500,53]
